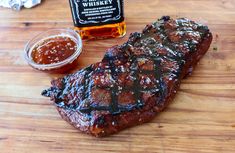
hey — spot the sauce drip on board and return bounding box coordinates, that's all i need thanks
[31,36,77,65]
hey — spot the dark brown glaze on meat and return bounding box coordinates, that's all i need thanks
[42,16,212,137]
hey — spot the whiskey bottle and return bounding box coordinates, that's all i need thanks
[69,0,126,40]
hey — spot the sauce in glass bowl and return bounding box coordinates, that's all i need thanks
[24,29,82,73]
[31,36,77,65]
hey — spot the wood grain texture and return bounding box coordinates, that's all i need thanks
[0,0,235,153]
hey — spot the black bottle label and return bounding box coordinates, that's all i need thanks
[69,0,124,27]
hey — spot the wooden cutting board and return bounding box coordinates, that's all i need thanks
[0,0,235,152]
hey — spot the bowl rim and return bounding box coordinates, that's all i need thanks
[24,28,82,70]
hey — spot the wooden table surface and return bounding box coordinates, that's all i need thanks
[0,0,235,153]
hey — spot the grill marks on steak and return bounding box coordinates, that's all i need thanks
[42,16,212,137]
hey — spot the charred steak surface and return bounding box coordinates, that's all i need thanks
[42,16,212,137]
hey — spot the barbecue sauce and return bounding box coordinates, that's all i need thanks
[31,36,77,64]
[30,35,79,73]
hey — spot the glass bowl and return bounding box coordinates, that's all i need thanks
[24,28,82,73]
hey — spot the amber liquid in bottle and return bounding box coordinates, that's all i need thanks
[69,0,126,40]
[75,21,126,40]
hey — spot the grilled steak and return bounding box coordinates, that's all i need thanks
[42,16,212,137]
